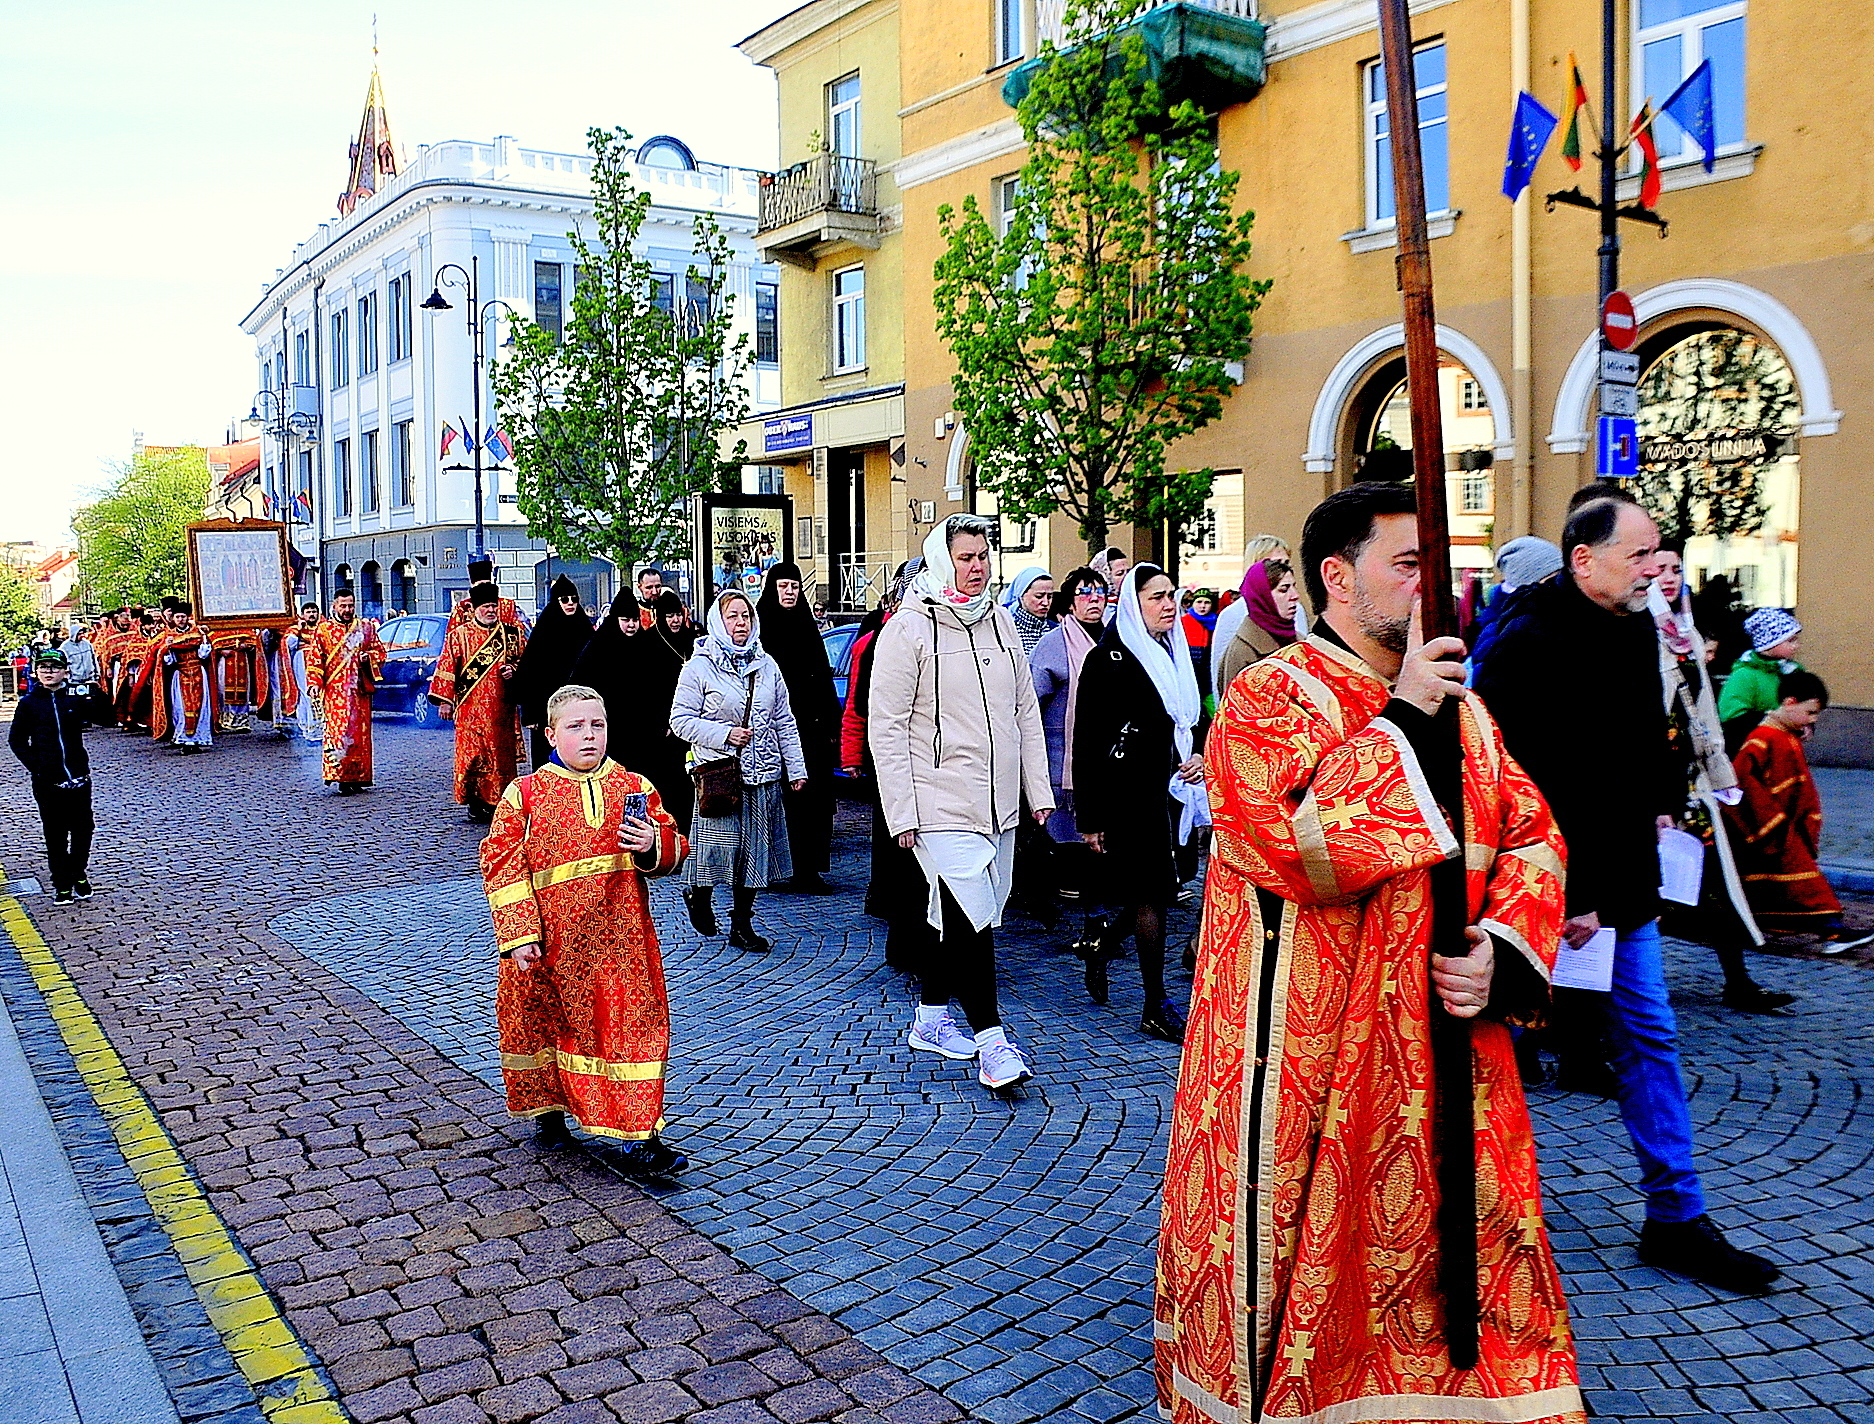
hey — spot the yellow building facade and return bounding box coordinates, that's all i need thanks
[737,0,910,613]
[741,0,1873,736]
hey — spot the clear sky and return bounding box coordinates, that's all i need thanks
[0,0,786,545]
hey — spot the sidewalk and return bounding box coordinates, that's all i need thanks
[1817,767,1874,893]
[0,992,178,1424]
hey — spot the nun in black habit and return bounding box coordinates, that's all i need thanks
[568,588,692,831]
[512,574,593,768]
[757,562,841,893]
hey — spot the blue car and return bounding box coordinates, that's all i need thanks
[374,615,449,728]
[822,623,860,706]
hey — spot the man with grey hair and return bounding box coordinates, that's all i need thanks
[1476,493,1780,1295]
[869,514,1054,1091]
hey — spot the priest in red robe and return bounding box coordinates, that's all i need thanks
[150,602,216,752]
[307,590,385,793]
[1157,484,1582,1424]
[430,585,527,823]
[480,683,689,1179]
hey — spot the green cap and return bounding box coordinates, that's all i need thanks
[34,647,69,667]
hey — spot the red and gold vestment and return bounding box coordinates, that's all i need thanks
[149,626,215,741]
[448,594,528,634]
[212,628,269,716]
[1157,635,1582,1424]
[430,620,527,807]
[480,760,688,1140]
[1723,719,1841,933]
[307,616,385,785]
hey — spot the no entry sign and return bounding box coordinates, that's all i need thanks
[1602,290,1638,351]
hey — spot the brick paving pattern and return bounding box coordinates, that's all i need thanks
[1,720,1871,1423]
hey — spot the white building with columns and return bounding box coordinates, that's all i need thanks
[239,92,780,617]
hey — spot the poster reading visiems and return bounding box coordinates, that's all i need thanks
[697,494,793,600]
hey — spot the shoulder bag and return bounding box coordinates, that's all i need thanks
[691,670,757,818]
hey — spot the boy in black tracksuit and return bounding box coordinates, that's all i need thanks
[8,647,95,904]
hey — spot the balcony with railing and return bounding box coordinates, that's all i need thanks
[755,152,883,269]
[1011,0,1266,113]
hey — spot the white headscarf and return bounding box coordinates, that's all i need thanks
[701,590,766,674]
[1114,563,1210,844]
[910,516,998,627]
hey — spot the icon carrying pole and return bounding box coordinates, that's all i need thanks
[1375,0,1477,1372]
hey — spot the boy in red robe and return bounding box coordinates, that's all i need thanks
[430,585,527,823]
[480,683,691,1178]
[1725,669,1873,952]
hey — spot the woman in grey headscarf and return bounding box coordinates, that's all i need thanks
[669,590,807,951]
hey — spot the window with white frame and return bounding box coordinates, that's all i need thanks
[828,73,862,157]
[357,292,379,375]
[1636,0,1747,165]
[995,174,1034,289]
[755,282,779,364]
[832,266,866,373]
[995,0,1027,66]
[387,274,413,362]
[1459,377,1488,410]
[329,309,349,388]
[393,421,414,507]
[1364,42,1449,227]
[334,438,352,517]
[1460,472,1492,514]
[361,429,380,513]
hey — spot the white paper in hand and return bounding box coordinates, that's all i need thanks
[1552,927,1616,992]
[1657,826,1705,906]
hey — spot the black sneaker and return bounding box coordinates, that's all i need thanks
[52,889,75,905]
[1721,982,1796,1013]
[606,1135,688,1179]
[73,880,93,901]
[1639,1214,1780,1294]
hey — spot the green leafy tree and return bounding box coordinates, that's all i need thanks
[933,0,1270,555]
[0,564,42,651]
[74,445,211,608]
[494,127,753,569]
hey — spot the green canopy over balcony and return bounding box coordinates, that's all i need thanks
[1001,1,1268,116]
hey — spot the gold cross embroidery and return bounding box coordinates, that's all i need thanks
[1474,1080,1493,1118]
[1378,964,1398,1002]
[1207,1218,1234,1262]
[1317,799,1370,832]
[1322,1092,1349,1139]
[1283,1332,1317,1375]
[1397,1090,1429,1137]
[1517,1200,1542,1248]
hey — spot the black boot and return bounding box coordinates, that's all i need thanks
[683,887,718,937]
[1140,998,1186,1044]
[531,1111,574,1150]
[1721,982,1796,1013]
[1639,1214,1780,1294]
[728,888,770,952]
[1072,915,1112,1005]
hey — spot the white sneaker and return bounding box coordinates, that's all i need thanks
[908,1013,978,1060]
[1820,928,1874,955]
[977,1037,1034,1090]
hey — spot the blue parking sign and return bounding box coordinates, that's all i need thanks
[1597,415,1638,478]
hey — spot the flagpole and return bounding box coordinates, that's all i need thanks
[1375,0,1477,1371]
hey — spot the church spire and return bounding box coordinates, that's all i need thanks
[338,65,398,217]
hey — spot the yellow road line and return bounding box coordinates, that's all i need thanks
[0,879,348,1424]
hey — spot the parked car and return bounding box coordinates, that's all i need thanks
[822,623,860,707]
[374,615,448,728]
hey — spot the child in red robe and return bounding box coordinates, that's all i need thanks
[480,683,691,1176]
[1725,670,1873,952]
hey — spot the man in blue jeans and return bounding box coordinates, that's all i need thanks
[1476,488,1779,1294]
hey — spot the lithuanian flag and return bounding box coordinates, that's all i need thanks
[1559,53,1592,171]
[1629,103,1663,207]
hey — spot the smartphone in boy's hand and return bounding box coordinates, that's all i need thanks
[621,792,649,823]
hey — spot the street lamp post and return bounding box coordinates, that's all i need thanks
[422,258,517,560]
[244,387,318,530]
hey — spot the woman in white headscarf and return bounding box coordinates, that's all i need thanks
[669,590,808,952]
[1070,562,1209,1042]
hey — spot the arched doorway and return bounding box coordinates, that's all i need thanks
[1630,325,1800,610]
[332,564,354,599]
[359,560,385,620]
[390,559,417,616]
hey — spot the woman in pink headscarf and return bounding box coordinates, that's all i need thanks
[1212,558,1300,698]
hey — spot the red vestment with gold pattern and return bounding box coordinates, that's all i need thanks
[448,595,528,634]
[429,620,527,807]
[149,626,216,741]
[480,760,688,1139]
[1156,635,1583,1424]
[212,628,269,720]
[1723,719,1841,932]
[307,617,385,785]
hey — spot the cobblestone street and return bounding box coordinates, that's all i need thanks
[2,718,1872,1424]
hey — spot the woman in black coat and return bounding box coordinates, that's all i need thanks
[757,561,842,893]
[512,574,592,768]
[1071,564,1209,1042]
[570,588,692,832]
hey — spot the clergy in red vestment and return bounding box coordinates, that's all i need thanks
[479,683,690,1179]
[430,584,527,823]
[1724,670,1868,949]
[119,612,159,732]
[149,603,217,752]
[211,626,268,733]
[1157,484,1583,1424]
[307,590,385,793]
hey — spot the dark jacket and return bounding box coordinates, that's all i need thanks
[1473,575,1680,930]
[8,684,91,785]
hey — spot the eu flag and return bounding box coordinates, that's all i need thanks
[1661,59,1717,173]
[1502,91,1560,201]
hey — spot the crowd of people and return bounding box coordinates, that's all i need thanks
[7,483,1861,1421]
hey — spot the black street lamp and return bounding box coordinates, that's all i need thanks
[243,388,318,525]
[422,258,517,559]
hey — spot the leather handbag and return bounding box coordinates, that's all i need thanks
[691,672,757,818]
